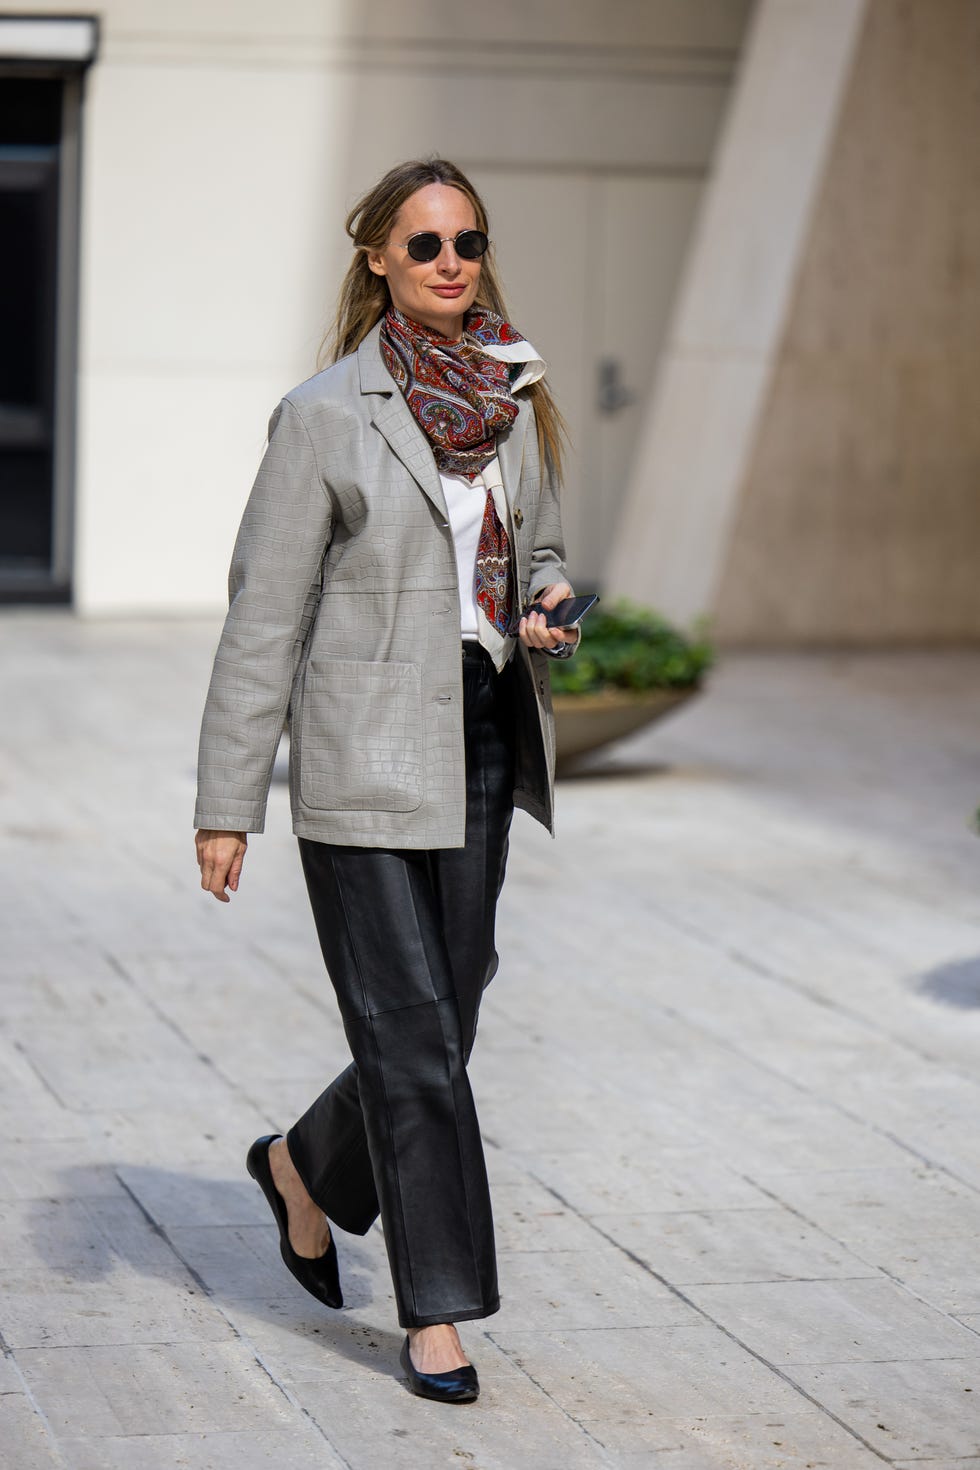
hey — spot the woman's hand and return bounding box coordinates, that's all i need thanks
[195,829,248,903]
[517,581,581,654]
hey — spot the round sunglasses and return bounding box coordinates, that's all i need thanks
[394,229,490,264]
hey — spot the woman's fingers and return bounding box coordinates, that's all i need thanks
[537,581,573,610]
[195,831,247,902]
[518,582,580,651]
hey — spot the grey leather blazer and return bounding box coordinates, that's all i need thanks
[194,321,570,849]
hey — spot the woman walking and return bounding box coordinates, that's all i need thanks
[194,158,577,1403]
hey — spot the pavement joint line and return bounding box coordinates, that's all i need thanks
[234,1339,356,1470]
[10,1037,71,1111]
[112,1170,354,1468]
[623,880,979,1084]
[491,974,975,1206]
[113,1169,214,1297]
[741,1173,980,1346]
[711,933,966,1076]
[742,863,980,967]
[654,1001,980,1204]
[526,1172,894,1465]
[871,1267,980,1344]
[1,1342,73,1469]
[492,941,980,1191]
[101,947,274,1128]
[482,1330,619,1466]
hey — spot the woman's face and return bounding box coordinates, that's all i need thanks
[368,183,482,339]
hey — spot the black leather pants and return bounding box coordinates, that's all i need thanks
[287,645,516,1328]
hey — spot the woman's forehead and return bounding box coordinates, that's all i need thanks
[396,183,477,231]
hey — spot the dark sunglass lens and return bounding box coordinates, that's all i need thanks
[455,230,489,260]
[406,233,442,262]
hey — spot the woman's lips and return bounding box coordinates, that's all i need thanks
[430,285,466,297]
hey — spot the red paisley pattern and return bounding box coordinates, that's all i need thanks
[380,308,524,477]
[381,308,524,636]
[474,490,513,636]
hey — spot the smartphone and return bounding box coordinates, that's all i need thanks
[517,593,599,631]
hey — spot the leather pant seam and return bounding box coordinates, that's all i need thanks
[346,994,455,1022]
[326,847,420,1324]
[436,678,493,1307]
[395,839,486,1319]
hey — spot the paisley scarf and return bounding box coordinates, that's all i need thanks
[379,307,526,477]
[381,307,535,636]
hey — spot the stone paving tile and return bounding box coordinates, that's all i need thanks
[788,1358,980,1460]
[864,1246,980,1319]
[0,1193,233,1351]
[114,1165,273,1231]
[488,1320,809,1423]
[515,1146,772,1218]
[57,1427,345,1470]
[684,1277,980,1364]
[493,1248,699,1332]
[749,1163,980,1247]
[94,1104,273,1171]
[14,1014,233,1115]
[226,1298,401,1377]
[892,1462,980,1469]
[6,622,980,1466]
[580,1411,885,1468]
[591,1206,878,1286]
[18,1340,299,1439]
[0,1140,129,1204]
[165,1224,298,1302]
[0,1270,230,1352]
[488,1180,603,1254]
[108,947,347,1090]
[0,1384,65,1470]
[275,1332,614,1470]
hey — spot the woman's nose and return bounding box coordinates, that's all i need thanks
[437,242,462,274]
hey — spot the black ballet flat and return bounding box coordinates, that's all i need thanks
[246,1134,343,1310]
[400,1336,479,1404]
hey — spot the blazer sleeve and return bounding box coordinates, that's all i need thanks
[526,441,572,603]
[194,396,333,833]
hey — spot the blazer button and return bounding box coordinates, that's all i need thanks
[514,507,524,528]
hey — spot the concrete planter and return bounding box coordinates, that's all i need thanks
[553,685,699,765]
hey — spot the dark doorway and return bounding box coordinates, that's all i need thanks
[0,78,62,594]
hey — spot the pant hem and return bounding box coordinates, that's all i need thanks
[400,1298,500,1329]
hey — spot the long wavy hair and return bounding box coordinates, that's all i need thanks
[322,157,566,483]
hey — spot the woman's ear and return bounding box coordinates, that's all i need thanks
[367,249,387,278]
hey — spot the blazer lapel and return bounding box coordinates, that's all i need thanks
[358,324,448,520]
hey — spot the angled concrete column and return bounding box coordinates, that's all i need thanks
[604,0,868,626]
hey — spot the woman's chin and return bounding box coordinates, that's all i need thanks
[405,296,473,335]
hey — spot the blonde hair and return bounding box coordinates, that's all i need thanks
[323,157,567,483]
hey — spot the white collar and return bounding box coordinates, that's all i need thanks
[481,339,547,394]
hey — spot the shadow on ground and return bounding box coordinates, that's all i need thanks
[916,955,980,1009]
[32,1164,403,1376]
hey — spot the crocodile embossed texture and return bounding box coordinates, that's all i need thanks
[195,329,569,847]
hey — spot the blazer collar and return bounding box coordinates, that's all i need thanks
[356,319,533,518]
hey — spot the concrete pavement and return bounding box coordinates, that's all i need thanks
[2,613,980,1468]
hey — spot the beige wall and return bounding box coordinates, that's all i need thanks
[715,0,980,644]
[16,0,750,613]
[603,0,868,627]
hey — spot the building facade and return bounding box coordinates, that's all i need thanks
[0,1,750,614]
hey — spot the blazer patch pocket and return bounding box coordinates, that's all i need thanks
[299,659,423,812]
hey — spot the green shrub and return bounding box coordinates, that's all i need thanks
[548,600,713,696]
